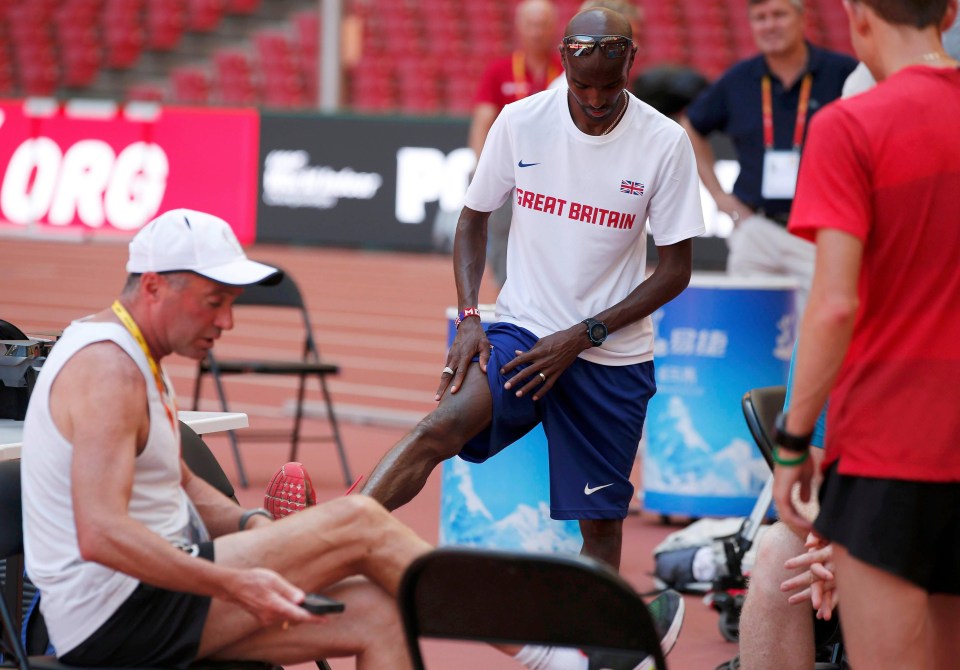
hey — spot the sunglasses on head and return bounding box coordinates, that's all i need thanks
[562,34,633,59]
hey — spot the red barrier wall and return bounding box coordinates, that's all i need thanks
[0,101,259,243]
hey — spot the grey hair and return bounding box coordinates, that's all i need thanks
[122,272,191,295]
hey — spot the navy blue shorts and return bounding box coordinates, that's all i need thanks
[461,323,656,520]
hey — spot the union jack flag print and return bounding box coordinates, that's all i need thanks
[620,179,644,196]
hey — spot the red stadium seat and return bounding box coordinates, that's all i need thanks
[638,0,681,28]
[55,0,102,29]
[644,28,688,65]
[293,10,319,54]
[171,65,210,103]
[395,59,442,115]
[438,55,482,114]
[225,0,260,16]
[254,31,307,109]
[146,0,187,50]
[20,61,60,96]
[54,0,102,85]
[213,49,259,105]
[103,11,145,69]
[292,10,320,100]
[348,63,395,113]
[187,0,225,32]
[690,44,735,81]
[61,46,102,87]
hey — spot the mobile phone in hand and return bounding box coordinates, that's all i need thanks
[300,593,346,614]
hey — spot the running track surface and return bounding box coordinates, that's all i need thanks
[0,235,740,669]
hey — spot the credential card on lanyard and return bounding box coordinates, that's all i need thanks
[761,149,800,199]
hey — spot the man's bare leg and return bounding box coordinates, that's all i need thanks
[362,363,492,510]
[928,593,960,670]
[206,578,411,670]
[739,523,814,670]
[197,495,430,662]
[832,543,930,669]
[579,519,623,571]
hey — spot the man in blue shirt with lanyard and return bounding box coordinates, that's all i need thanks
[681,0,856,314]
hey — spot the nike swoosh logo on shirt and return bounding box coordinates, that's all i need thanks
[518,160,540,168]
[584,483,614,495]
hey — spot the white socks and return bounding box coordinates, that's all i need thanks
[514,645,588,670]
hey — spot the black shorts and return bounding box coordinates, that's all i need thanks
[60,542,214,669]
[814,464,960,594]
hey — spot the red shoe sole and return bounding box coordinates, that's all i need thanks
[264,462,317,519]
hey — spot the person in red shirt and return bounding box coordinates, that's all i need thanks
[468,0,561,288]
[772,0,960,666]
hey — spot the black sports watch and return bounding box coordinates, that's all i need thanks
[774,412,813,452]
[582,318,608,347]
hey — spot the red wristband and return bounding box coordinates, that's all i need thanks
[455,307,480,328]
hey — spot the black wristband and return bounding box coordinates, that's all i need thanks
[774,412,813,453]
[238,508,273,531]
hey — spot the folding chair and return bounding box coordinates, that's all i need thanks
[191,269,352,488]
[180,420,240,503]
[399,547,668,670]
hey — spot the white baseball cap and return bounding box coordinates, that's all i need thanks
[126,209,281,286]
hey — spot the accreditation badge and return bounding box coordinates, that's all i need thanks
[761,150,801,199]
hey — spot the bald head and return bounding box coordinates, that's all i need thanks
[565,7,634,40]
[516,0,559,56]
[517,0,557,23]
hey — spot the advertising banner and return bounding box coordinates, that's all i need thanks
[0,100,260,242]
[643,275,796,517]
[258,113,473,251]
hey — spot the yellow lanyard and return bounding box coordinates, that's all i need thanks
[762,72,813,150]
[511,52,560,102]
[111,300,177,433]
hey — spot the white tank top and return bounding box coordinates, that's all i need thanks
[21,319,209,655]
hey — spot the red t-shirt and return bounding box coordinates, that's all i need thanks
[473,52,562,110]
[789,66,960,482]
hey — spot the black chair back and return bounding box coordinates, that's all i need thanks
[399,547,667,670]
[0,459,30,670]
[0,460,23,560]
[0,320,29,341]
[179,421,237,503]
[741,386,786,470]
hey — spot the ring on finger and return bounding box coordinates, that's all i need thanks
[442,366,454,376]
[538,372,547,383]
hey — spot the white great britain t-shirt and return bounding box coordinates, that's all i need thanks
[464,86,705,366]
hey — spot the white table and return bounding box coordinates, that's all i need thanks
[0,411,248,461]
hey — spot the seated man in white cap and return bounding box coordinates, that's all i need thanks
[20,209,431,669]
